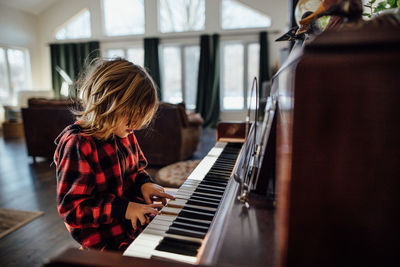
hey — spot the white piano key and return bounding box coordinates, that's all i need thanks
[161,206,182,215]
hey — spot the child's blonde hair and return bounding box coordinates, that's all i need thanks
[75,58,158,140]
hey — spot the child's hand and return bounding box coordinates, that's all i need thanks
[125,202,163,230]
[141,183,175,205]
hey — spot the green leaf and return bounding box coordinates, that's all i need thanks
[370,0,376,3]
[374,1,388,12]
[397,0,400,7]
[388,0,395,5]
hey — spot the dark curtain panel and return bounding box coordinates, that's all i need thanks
[50,41,100,98]
[144,38,162,100]
[196,34,220,128]
[259,31,270,87]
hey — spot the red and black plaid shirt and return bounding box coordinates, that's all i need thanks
[54,123,151,251]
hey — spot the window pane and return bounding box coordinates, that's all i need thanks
[222,0,271,29]
[0,48,9,98]
[184,46,200,109]
[127,48,144,66]
[7,49,28,92]
[162,46,182,104]
[106,49,125,59]
[104,0,145,36]
[159,0,205,33]
[55,10,91,40]
[247,43,260,109]
[223,44,244,110]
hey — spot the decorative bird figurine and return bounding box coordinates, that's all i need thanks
[276,11,321,42]
[297,0,363,34]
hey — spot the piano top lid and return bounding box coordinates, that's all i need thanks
[303,26,400,53]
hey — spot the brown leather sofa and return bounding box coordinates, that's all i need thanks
[21,98,78,162]
[135,102,204,166]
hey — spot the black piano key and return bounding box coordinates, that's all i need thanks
[155,237,201,256]
[194,187,224,196]
[186,199,219,209]
[200,180,228,187]
[174,217,211,228]
[191,192,222,201]
[171,220,209,232]
[166,226,206,239]
[183,206,216,215]
[179,209,214,221]
[189,195,221,204]
[196,184,225,192]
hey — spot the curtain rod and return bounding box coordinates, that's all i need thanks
[48,29,281,45]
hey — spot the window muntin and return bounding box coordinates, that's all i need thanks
[159,0,205,33]
[55,9,91,40]
[222,0,271,30]
[103,0,145,36]
[222,43,244,110]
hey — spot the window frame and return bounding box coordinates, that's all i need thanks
[0,45,32,105]
[54,8,92,40]
[159,39,200,110]
[220,36,259,112]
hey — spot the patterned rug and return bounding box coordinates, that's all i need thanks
[0,208,44,239]
[154,160,201,188]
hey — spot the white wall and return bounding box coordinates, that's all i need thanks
[0,3,41,89]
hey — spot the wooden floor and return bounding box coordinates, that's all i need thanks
[0,129,216,267]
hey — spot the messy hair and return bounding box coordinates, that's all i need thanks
[75,58,158,140]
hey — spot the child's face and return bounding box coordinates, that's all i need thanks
[113,118,133,138]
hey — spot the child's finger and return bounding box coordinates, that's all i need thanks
[154,192,175,200]
[138,213,146,225]
[145,207,160,216]
[149,203,164,210]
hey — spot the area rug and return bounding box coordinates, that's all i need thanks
[0,208,44,239]
[154,160,201,188]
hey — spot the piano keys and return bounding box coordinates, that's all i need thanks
[124,141,243,264]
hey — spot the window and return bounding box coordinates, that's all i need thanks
[0,47,31,105]
[103,0,145,36]
[221,0,271,30]
[55,9,91,40]
[161,44,200,109]
[106,47,144,66]
[159,0,205,33]
[221,42,260,110]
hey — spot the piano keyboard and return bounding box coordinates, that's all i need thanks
[124,141,243,264]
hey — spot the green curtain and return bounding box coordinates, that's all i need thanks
[196,34,220,128]
[144,38,162,100]
[50,41,100,98]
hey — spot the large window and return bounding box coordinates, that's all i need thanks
[55,9,91,40]
[103,0,145,36]
[0,47,31,105]
[159,0,205,33]
[221,0,271,30]
[106,47,144,66]
[161,44,200,109]
[221,42,260,110]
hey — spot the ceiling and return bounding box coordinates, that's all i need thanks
[0,0,58,15]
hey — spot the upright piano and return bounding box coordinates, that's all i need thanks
[45,25,400,267]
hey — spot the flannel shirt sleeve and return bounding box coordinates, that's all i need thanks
[56,135,128,229]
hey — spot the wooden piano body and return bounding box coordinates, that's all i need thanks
[45,25,400,267]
